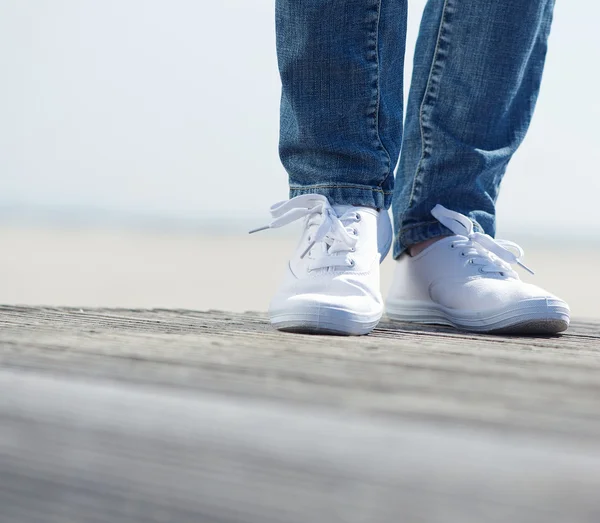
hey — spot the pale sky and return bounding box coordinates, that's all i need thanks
[1,0,598,237]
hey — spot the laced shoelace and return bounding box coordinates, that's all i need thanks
[249,194,359,271]
[431,205,534,277]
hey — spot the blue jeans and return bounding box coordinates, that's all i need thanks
[276,0,554,257]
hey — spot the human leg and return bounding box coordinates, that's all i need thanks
[256,0,408,335]
[393,0,555,256]
[386,0,569,334]
[276,0,407,209]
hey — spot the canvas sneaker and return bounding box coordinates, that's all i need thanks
[386,205,570,334]
[251,194,392,335]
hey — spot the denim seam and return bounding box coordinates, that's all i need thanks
[396,221,449,254]
[372,0,392,186]
[398,0,452,246]
[398,217,485,245]
[290,183,393,195]
[399,220,440,233]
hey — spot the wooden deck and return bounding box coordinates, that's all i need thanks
[1,306,600,522]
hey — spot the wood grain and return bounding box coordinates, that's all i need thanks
[1,306,600,522]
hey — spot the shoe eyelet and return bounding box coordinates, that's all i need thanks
[450,243,456,249]
[307,235,312,242]
[352,228,358,235]
[355,212,361,222]
[460,252,466,257]
[478,267,485,274]
[348,259,355,267]
[350,247,356,252]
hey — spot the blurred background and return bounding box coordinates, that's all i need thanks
[1,0,598,317]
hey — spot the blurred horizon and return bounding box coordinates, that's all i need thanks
[1,0,600,239]
[2,202,600,248]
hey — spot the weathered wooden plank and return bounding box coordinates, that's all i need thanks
[2,369,600,523]
[1,307,599,437]
[0,306,600,522]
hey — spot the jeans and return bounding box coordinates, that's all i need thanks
[275,0,555,257]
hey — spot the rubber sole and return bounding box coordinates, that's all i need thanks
[386,297,570,335]
[270,307,382,336]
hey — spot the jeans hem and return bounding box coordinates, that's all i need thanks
[393,217,485,259]
[290,184,392,209]
[398,0,454,229]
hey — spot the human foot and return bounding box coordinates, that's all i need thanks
[386,205,570,334]
[251,194,392,335]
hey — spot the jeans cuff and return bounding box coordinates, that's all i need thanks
[393,218,485,259]
[289,184,392,209]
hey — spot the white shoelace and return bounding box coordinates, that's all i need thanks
[249,194,359,271]
[431,205,534,277]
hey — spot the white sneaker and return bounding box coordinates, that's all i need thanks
[251,194,392,335]
[386,205,570,334]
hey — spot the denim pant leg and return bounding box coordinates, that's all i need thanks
[276,0,408,209]
[392,0,555,258]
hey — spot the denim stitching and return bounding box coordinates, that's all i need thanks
[373,0,392,186]
[396,216,485,250]
[399,220,440,232]
[396,220,445,248]
[291,183,393,195]
[396,222,448,251]
[399,0,453,246]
